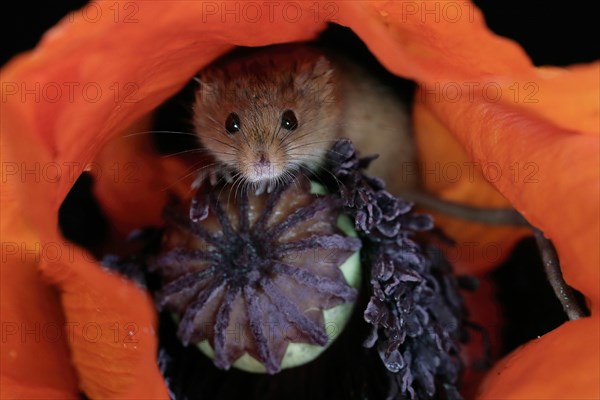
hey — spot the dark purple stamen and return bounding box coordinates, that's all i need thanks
[326,139,467,400]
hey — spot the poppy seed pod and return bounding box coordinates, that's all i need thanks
[151,180,361,374]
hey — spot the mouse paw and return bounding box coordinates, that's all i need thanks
[191,166,236,189]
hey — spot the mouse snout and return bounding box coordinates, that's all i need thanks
[242,149,282,182]
[252,151,274,178]
[257,151,269,166]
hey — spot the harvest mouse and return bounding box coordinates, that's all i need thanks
[192,44,416,195]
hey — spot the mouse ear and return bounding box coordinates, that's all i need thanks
[294,56,335,101]
[195,75,219,104]
[312,56,334,79]
[295,56,334,85]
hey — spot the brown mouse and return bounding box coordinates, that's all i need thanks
[192,44,416,195]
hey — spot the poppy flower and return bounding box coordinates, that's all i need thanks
[1,1,598,399]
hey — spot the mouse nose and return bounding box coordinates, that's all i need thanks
[257,151,269,165]
[246,150,281,182]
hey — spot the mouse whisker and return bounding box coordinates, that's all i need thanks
[288,146,349,160]
[235,174,248,203]
[282,130,338,145]
[232,173,245,203]
[196,134,241,152]
[187,162,223,188]
[159,147,216,159]
[121,130,199,139]
[283,169,302,191]
[284,140,337,153]
[233,174,249,201]
[239,129,253,150]
[158,160,219,194]
[204,115,227,130]
[240,175,251,201]
[226,174,236,206]
[278,124,319,145]
[270,122,282,147]
[316,166,344,194]
[201,116,251,149]
[279,131,302,148]
[290,161,343,196]
[215,172,235,204]
[315,169,343,196]
[286,153,324,159]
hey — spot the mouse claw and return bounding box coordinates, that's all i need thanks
[255,181,267,196]
[189,197,209,222]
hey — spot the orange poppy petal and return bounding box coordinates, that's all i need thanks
[0,203,79,399]
[0,376,77,400]
[420,85,600,307]
[412,61,599,276]
[91,117,172,239]
[39,247,167,399]
[413,100,529,274]
[478,317,600,398]
[1,79,167,398]
[506,63,600,135]
[334,1,533,82]
[1,100,79,398]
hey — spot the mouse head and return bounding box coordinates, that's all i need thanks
[193,45,341,185]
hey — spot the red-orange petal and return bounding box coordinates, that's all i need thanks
[413,100,530,274]
[334,1,533,82]
[1,72,168,398]
[506,63,600,135]
[0,219,79,398]
[478,317,600,399]
[1,106,78,398]
[40,247,167,399]
[421,89,600,308]
[91,117,173,240]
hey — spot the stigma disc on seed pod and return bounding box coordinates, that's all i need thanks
[151,179,362,373]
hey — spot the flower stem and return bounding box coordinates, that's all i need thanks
[532,228,586,321]
[401,190,530,226]
[403,190,587,321]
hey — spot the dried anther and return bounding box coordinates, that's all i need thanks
[150,179,361,374]
[326,139,467,400]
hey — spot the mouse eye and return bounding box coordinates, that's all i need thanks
[281,109,298,131]
[225,112,241,134]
